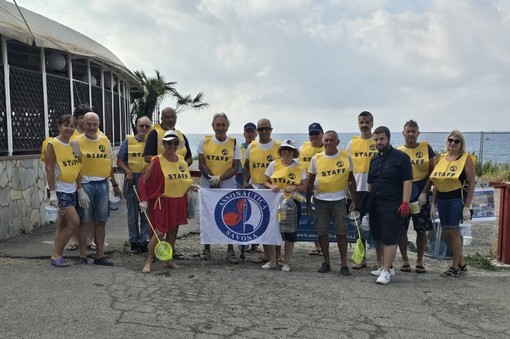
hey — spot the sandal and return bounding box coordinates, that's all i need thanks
[309,249,322,256]
[441,267,459,278]
[50,257,71,267]
[415,265,427,273]
[87,243,97,250]
[66,244,79,251]
[352,262,367,270]
[459,263,468,274]
[400,264,412,272]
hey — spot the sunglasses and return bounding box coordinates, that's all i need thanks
[138,124,151,129]
[309,131,321,136]
[257,127,272,132]
[281,147,294,152]
[447,138,461,145]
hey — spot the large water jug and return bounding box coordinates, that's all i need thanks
[278,193,297,233]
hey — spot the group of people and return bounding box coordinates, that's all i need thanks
[44,106,475,284]
[44,106,121,267]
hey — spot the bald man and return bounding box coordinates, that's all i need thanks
[142,107,192,165]
[73,112,121,266]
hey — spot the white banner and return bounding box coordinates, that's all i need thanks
[199,189,283,245]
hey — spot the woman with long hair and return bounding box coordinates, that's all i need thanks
[430,130,475,277]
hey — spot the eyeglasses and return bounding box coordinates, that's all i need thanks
[257,127,272,132]
[447,138,461,145]
[309,131,321,136]
[138,124,151,129]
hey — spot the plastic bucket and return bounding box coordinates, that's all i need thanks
[410,202,420,214]
[45,205,58,223]
[109,196,120,211]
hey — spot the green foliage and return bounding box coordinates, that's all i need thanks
[466,252,499,271]
[130,70,209,132]
[477,161,510,182]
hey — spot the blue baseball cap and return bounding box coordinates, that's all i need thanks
[308,122,323,133]
[244,122,256,130]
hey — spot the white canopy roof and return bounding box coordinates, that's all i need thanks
[0,0,136,81]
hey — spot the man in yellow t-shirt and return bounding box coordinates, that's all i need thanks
[306,130,357,275]
[142,107,192,165]
[73,112,121,266]
[299,122,324,256]
[117,116,153,254]
[346,111,378,269]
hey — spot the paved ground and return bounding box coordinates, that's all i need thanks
[1,199,510,338]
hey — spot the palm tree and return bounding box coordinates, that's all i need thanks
[130,70,209,131]
[174,91,209,114]
[132,70,176,123]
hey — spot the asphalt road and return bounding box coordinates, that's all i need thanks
[1,200,509,338]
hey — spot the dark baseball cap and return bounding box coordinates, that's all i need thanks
[244,122,256,130]
[308,122,323,133]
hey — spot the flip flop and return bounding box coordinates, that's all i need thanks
[87,243,97,250]
[66,244,79,251]
[415,265,427,273]
[352,262,367,270]
[400,264,412,272]
[309,249,322,256]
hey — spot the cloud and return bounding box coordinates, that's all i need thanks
[13,0,510,133]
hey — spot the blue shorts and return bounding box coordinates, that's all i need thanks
[57,191,77,208]
[79,179,109,223]
[436,198,463,229]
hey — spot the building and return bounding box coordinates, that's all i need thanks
[0,0,140,238]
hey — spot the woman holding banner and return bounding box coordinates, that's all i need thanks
[138,130,193,273]
[263,139,307,272]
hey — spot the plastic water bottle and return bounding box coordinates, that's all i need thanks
[278,192,297,233]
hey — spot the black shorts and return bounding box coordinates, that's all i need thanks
[281,231,298,242]
[403,198,433,232]
[369,200,403,246]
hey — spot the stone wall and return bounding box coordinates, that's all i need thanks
[0,157,47,239]
[0,150,122,240]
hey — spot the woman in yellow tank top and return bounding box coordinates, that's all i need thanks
[139,130,196,273]
[45,115,81,267]
[430,130,475,278]
[262,139,306,272]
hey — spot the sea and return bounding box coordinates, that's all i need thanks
[186,132,510,164]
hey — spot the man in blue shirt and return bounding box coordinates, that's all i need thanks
[117,116,152,253]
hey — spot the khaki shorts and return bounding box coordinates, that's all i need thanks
[313,198,348,236]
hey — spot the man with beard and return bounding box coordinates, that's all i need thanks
[367,126,412,285]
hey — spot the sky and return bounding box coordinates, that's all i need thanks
[12,0,510,133]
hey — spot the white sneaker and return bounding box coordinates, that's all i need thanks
[281,264,291,272]
[261,261,277,270]
[371,267,395,277]
[376,270,391,285]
